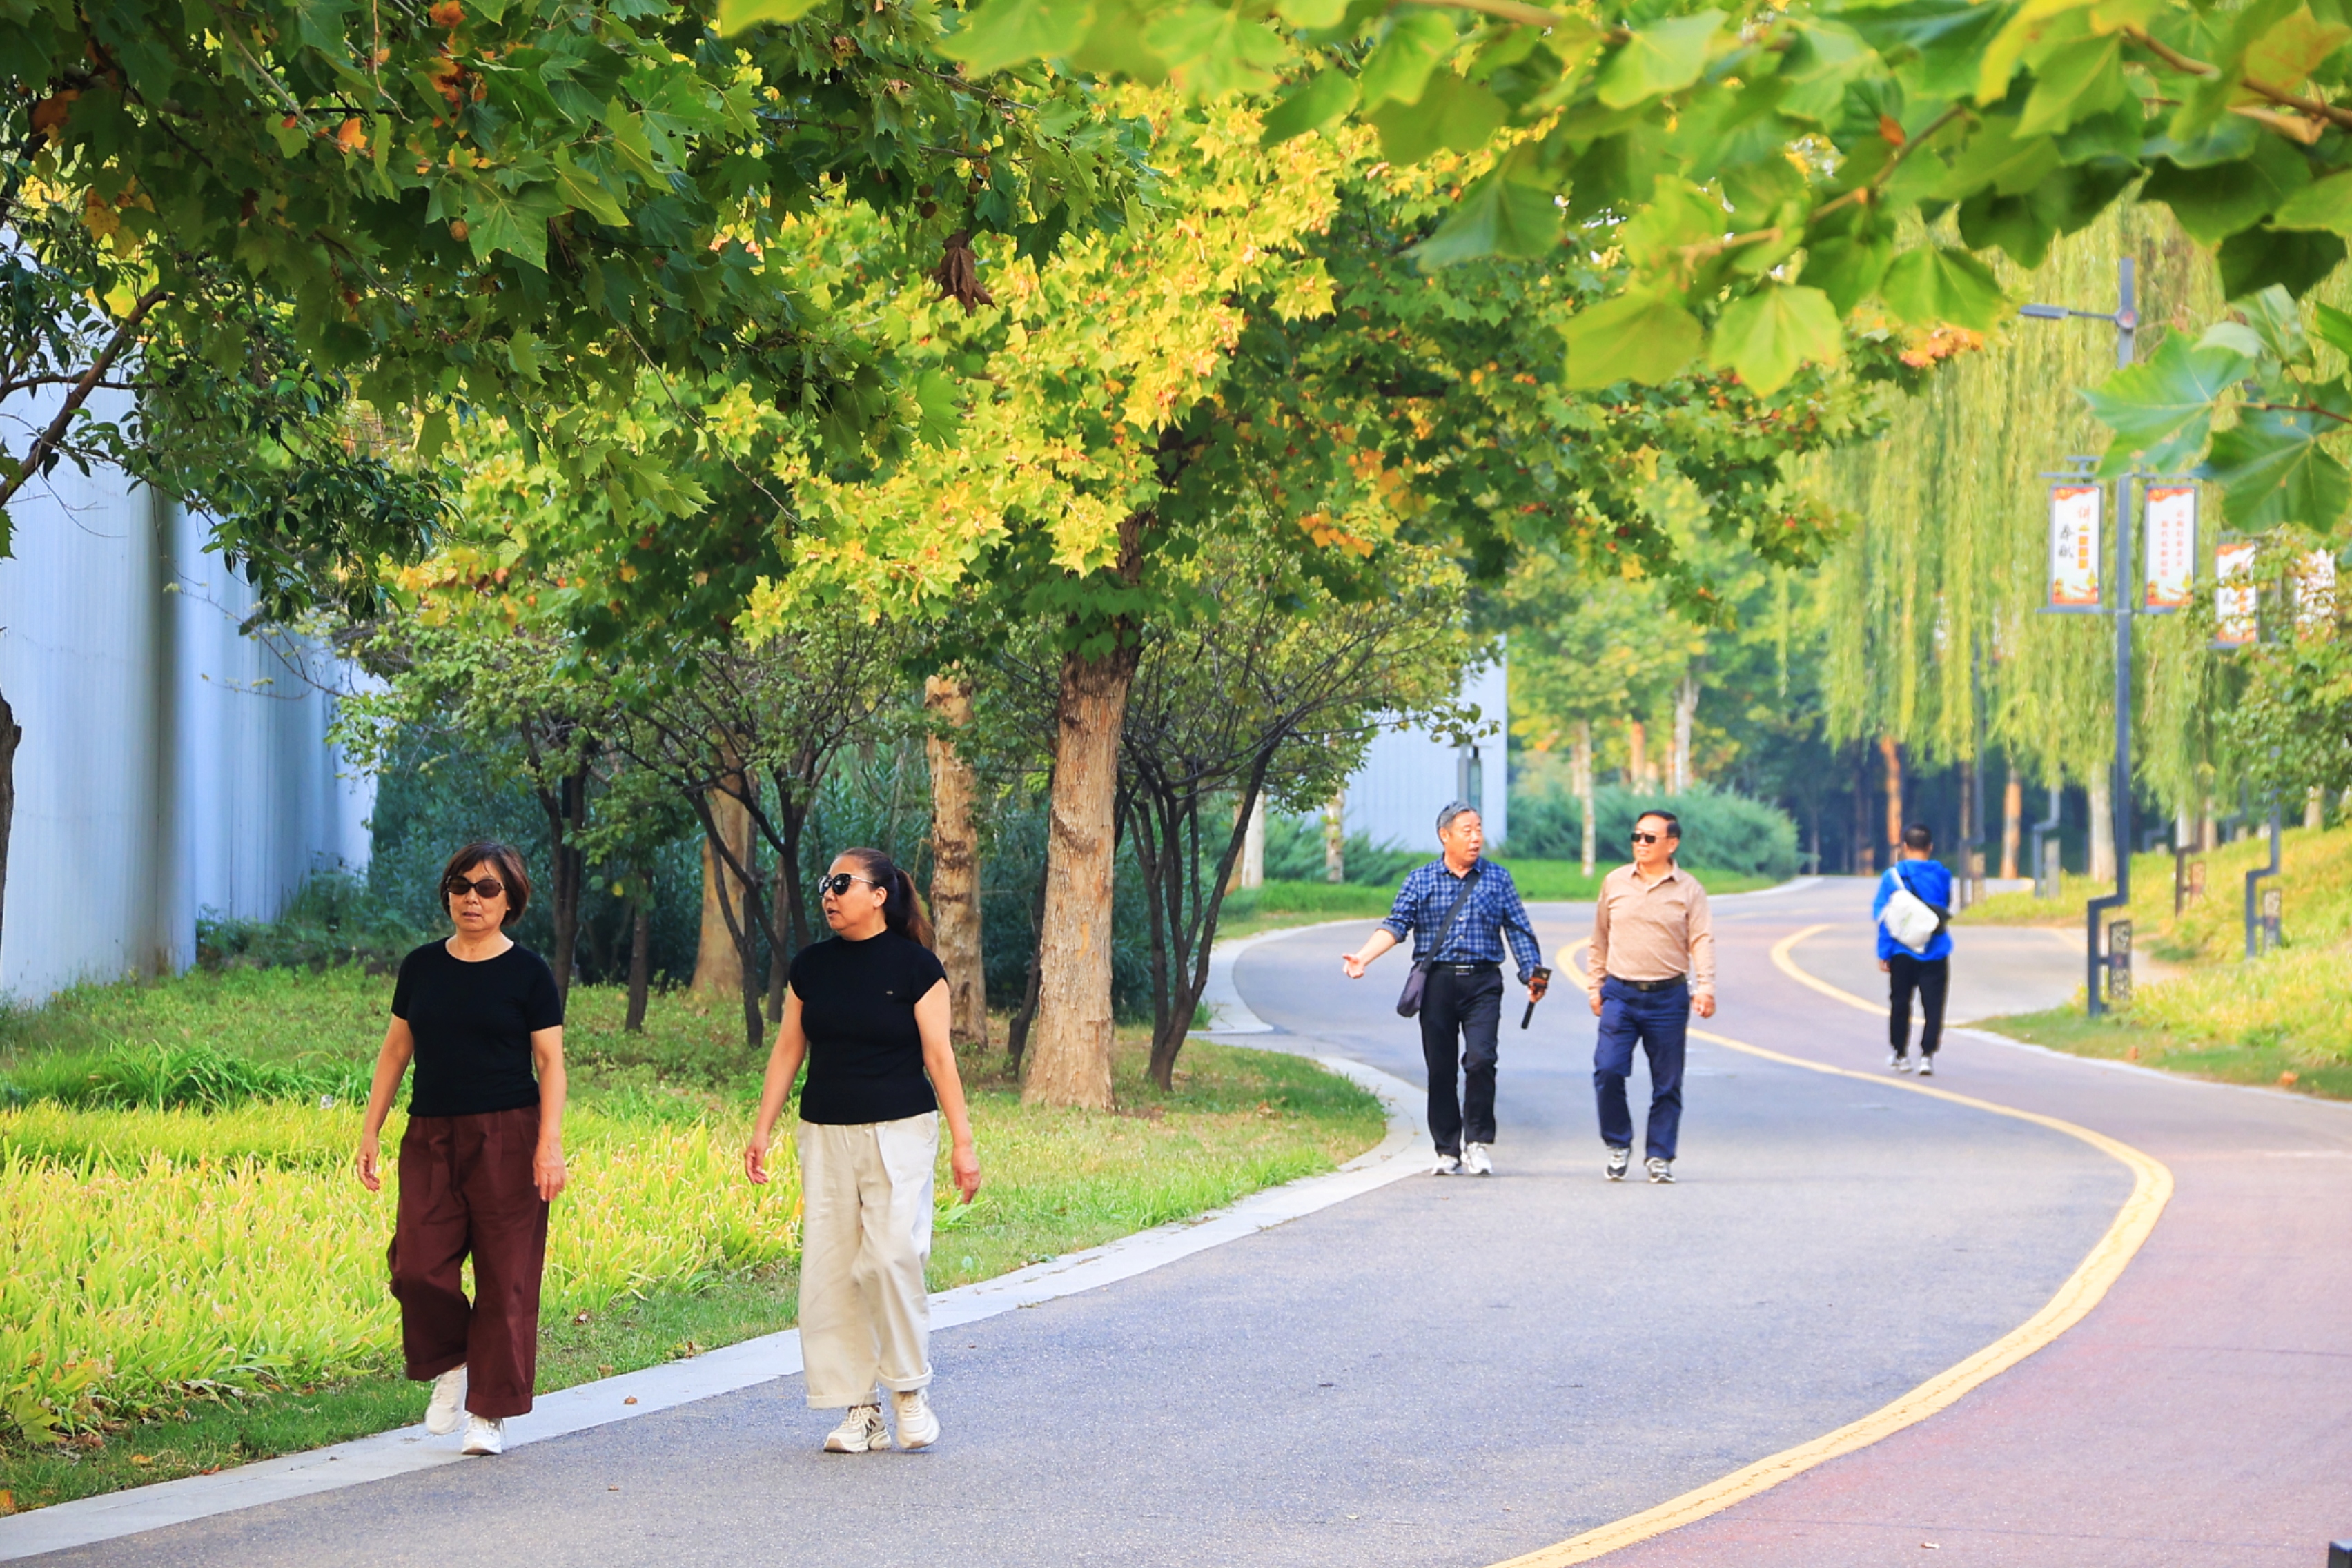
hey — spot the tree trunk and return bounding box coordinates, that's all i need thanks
[1574,718,1596,876]
[2087,770,2115,884]
[2001,772,2024,880]
[625,887,652,1032]
[1955,756,1974,910]
[1670,676,1697,794]
[692,777,752,998]
[1626,718,1646,791]
[0,692,19,966]
[1024,642,1139,1111]
[1323,790,1345,883]
[1879,736,1904,857]
[1006,863,1050,1074]
[2306,785,2325,832]
[925,674,989,1052]
[1237,794,1265,890]
[1852,751,1875,874]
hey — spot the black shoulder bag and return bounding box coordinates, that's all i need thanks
[1396,864,1483,1019]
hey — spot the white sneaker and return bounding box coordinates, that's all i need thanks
[1645,1157,1675,1184]
[1917,1056,1936,1077]
[460,1414,504,1456]
[823,1404,891,1453]
[891,1388,941,1450]
[1889,1052,1912,1072]
[1431,1153,1462,1175]
[1462,1143,1494,1176]
[1606,1146,1631,1182]
[425,1366,467,1435]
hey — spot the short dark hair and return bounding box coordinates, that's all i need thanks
[1636,810,1680,840]
[441,841,530,928]
[1903,823,1934,852]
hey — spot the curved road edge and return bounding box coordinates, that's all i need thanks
[0,1055,1424,1565]
[1483,925,2177,1568]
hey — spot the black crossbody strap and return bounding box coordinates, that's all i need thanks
[1427,863,1484,964]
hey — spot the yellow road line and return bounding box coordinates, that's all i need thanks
[1487,924,2174,1568]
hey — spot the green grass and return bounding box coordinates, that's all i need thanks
[1211,860,1783,943]
[1962,823,2352,1101]
[0,970,1381,1513]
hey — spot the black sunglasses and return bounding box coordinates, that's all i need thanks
[444,875,506,900]
[1629,832,1672,845]
[816,872,883,898]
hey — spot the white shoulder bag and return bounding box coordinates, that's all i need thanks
[1879,865,1948,955]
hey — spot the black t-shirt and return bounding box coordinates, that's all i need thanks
[391,941,564,1117]
[790,932,947,1125]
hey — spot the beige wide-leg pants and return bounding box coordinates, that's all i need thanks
[796,1112,937,1409]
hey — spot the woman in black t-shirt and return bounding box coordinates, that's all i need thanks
[356,841,568,1459]
[745,846,979,1455]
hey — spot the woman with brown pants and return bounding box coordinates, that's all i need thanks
[357,841,568,1457]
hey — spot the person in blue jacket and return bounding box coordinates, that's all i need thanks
[1873,823,1953,1076]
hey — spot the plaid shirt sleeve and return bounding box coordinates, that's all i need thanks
[1484,865,1543,983]
[1379,864,1435,944]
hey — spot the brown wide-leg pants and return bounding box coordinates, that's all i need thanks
[389,1106,549,1418]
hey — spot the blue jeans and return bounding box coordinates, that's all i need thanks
[1594,976,1688,1161]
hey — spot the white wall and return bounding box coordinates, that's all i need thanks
[0,402,373,1000]
[1340,652,1508,856]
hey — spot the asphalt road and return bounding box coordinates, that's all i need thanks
[33,876,2335,1568]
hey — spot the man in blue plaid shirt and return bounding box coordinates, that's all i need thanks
[1342,801,1546,1175]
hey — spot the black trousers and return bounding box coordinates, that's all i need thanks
[1420,966,1503,1155]
[1888,954,1949,1057]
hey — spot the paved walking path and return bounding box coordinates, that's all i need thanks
[19,878,2347,1566]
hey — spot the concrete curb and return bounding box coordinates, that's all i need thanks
[0,1056,1422,1562]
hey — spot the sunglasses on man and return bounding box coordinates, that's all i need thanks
[1629,832,1673,845]
[444,876,507,900]
[816,872,884,898]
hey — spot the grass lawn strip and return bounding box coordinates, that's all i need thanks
[0,970,1380,1514]
[1959,824,2352,1101]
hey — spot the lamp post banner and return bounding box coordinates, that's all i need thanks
[2143,484,2196,613]
[2295,548,2338,627]
[2215,541,2260,647]
[2048,482,2104,611]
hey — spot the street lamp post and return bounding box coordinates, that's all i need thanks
[2021,257,2138,1016]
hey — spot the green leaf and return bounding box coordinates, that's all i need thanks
[417,411,453,462]
[937,0,1096,74]
[2219,228,2347,301]
[1144,4,1288,95]
[2080,333,2252,471]
[2204,389,2352,531]
[1560,291,1704,389]
[1066,0,1170,80]
[463,182,565,271]
[1801,231,1892,315]
[1930,116,2061,202]
[2268,171,2352,235]
[2313,301,2352,357]
[2236,283,2313,364]
[1876,246,2006,329]
[716,0,826,28]
[1709,284,1842,395]
[2015,34,2124,137]
[1366,73,1509,164]
[2139,137,2311,248]
[1595,10,1725,110]
[1411,167,1560,266]
[1273,0,1346,26]
[1359,12,1458,108]
[1261,69,1358,145]
[553,150,629,228]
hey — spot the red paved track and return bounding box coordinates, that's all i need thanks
[1600,886,2352,1567]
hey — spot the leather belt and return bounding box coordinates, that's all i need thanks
[1441,962,1498,975]
[1611,974,1687,993]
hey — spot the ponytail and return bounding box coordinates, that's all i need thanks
[841,847,935,950]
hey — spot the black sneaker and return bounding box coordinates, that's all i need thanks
[1605,1146,1631,1182]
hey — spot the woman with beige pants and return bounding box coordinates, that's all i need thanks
[745,846,980,1453]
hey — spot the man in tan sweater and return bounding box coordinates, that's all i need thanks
[1585,810,1715,1184]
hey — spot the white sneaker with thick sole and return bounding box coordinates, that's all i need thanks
[1917,1056,1936,1077]
[891,1389,941,1450]
[823,1404,891,1453]
[1606,1146,1631,1182]
[425,1366,467,1436]
[1431,1153,1462,1175]
[1462,1143,1494,1177]
[460,1415,504,1456]
[1888,1052,1912,1072]
[1645,1157,1675,1184]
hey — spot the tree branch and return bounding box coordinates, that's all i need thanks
[0,285,168,514]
